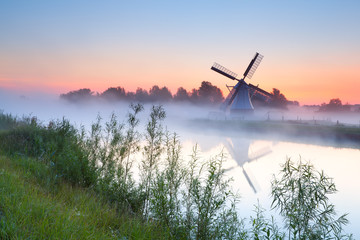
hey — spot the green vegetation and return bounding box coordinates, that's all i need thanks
[0,108,354,239]
[0,155,168,239]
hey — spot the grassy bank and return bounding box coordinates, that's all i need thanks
[0,108,354,239]
[0,154,168,239]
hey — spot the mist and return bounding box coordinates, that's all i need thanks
[2,88,360,144]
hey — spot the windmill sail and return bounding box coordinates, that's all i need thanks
[243,53,263,79]
[211,63,238,80]
[248,83,272,97]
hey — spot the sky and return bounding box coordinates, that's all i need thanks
[1,0,359,105]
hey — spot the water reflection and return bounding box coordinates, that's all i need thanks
[223,138,273,193]
[180,130,360,238]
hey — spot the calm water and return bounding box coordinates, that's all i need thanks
[179,130,360,238]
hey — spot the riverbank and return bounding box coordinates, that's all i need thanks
[188,119,360,149]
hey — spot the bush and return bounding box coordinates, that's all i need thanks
[271,159,350,239]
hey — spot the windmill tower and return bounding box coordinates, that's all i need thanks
[211,52,272,115]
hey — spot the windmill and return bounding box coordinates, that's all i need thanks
[211,52,272,115]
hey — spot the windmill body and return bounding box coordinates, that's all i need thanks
[211,52,271,116]
[230,81,254,113]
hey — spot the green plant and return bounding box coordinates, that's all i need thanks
[271,158,350,239]
[150,131,186,238]
[249,203,284,240]
[140,105,166,219]
[182,146,244,240]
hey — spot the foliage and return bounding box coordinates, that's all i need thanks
[271,158,350,239]
[140,105,166,219]
[60,88,95,102]
[270,88,288,109]
[0,155,170,240]
[149,132,185,237]
[195,81,224,104]
[319,98,351,112]
[100,86,127,101]
[60,81,225,105]
[0,111,18,130]
[174,87,190,102]
[249,203,285,240]
[182,147,244,239]
[149,85,173,102]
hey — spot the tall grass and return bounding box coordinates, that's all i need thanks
[0,155,169,239]
[0,107,354,239]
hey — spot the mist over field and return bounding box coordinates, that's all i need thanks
[2,88,360,136]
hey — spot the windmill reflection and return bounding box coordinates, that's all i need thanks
[193,134,273,194]
[223,138,272,193]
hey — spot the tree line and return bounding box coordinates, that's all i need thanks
[318,98,353,112]
[60,81,224,105]
[60,81,295,109]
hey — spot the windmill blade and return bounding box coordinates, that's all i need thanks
[248,83,272,98]
[211,62,238,80]
[243,52,264,79]
[242,168,258,193]
[224,165,237,173]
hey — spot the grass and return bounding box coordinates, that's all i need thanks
[0,154,169,239]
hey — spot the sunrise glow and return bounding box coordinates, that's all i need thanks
[1,1,359,105]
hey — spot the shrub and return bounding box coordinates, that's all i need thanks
[271,158,350,239]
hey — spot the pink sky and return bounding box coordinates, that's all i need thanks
[1,1,359,105]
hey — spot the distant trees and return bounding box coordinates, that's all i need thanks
[197,81,224,104]
[60,81,224,105]
[270,88,288,109]
[100,87,126,101]
[319,98,351,112]
[251,88,291,109]
[60,88,95,102]
[173,87,190,102]
[149,85,172,102]
[60,83,297,110]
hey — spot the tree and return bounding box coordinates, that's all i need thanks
[60,88,94,102]
[319,98,350,112]
[134,88,150,102]
[270,88,288,109]
[101,87,126,101]
[173,87,190,102]
[149,85,173,102]
[189,88,199,103]
[197,81,224,105]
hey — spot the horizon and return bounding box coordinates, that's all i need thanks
[1,1,360,105]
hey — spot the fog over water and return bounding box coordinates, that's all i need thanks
[1,89,360,237]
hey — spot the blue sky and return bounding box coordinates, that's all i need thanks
[1,0,360,104]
